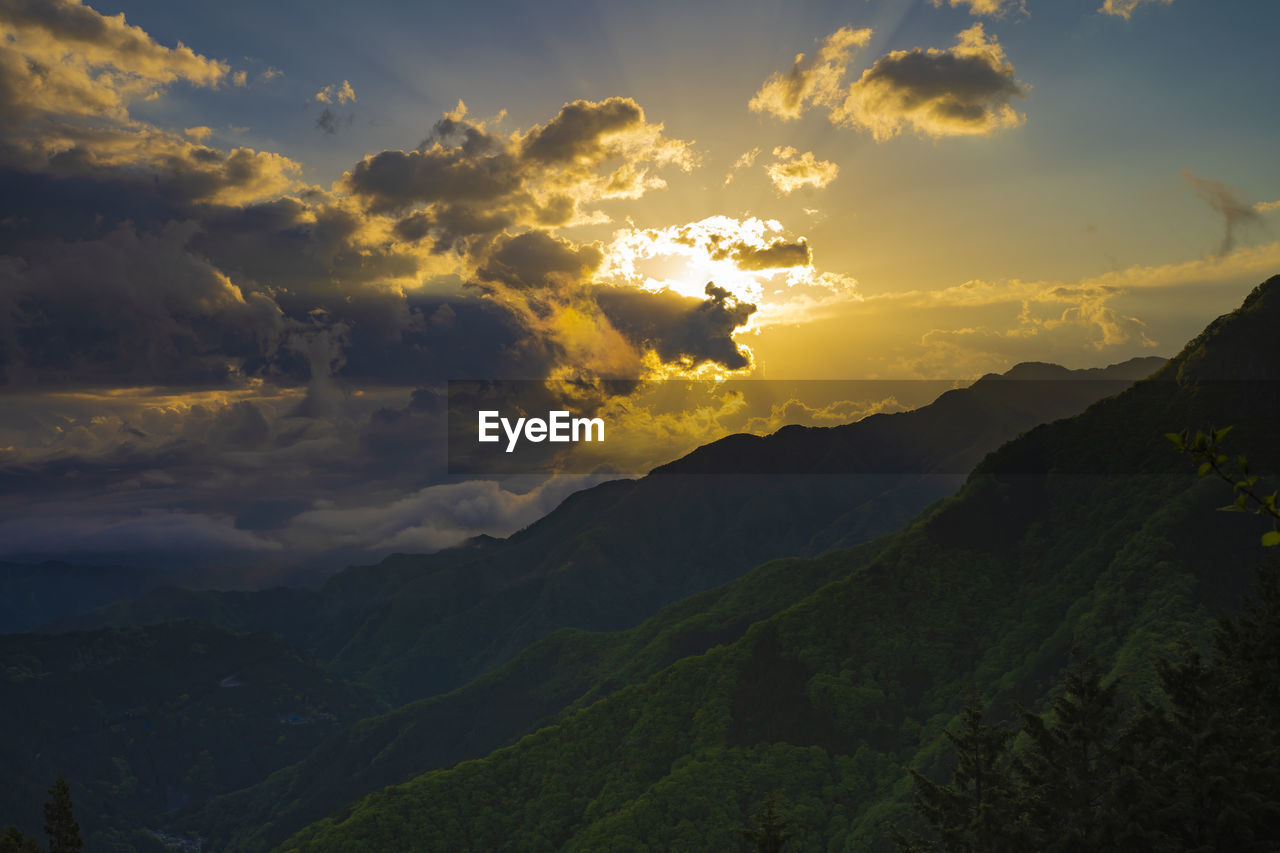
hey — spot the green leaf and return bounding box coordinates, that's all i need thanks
[1197,462,1212,477]
[1261,531,1280,547]
[1165,432,1185,449]
[1214,426,1234,443]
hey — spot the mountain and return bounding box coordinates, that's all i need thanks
[271,278,1280,851]
[47,357,1162,706]
[0,621,383,851]
[187,534,892,852]
[0,561,159,634]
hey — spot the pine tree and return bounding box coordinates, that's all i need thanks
[0,826,41,853]
[42,771,82,853]
[1013,660,1127,852]
[737,790,795,853]
[1121,568,1280,850]
[894,694,1020,853]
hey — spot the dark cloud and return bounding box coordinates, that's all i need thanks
[315,107,354,135]
[595,282,757,371]
[345,134,524,215]
[1182,169,1264,257]
[343,98,691,245]
[838,24,1027,139]
[519,97,643,163]
[730,238,811,270]
[0,7,744,571]
[0,222,285,387]
[754,24,1027,141]
[475,230,604,293]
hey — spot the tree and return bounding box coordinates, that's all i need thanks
[43,772,81,853]
[1123,567,1280,850]
[736,790,796,853]
[893,694,1020,853]
[0,825,41,853]
[1012,660,1131,852]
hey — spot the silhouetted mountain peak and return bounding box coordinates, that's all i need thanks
[1163,274,1280,384]
[978,356,1167,384]
[657,357,1164,476]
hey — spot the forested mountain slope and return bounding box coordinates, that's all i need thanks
[277,279,1280,852]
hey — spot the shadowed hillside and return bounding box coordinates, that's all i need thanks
[273,278,1280,852]
[49,359,1161,709]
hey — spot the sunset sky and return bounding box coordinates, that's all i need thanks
[2,0,1278,571]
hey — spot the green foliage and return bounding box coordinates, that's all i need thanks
[1167,425,1280,546]
[894,696,1018,853]
[43,772,82,853]
[0,825,41,853]
[736,790,796,852]
[901,569,1280,852]
[189,539,891,853]
[0,623,381,852]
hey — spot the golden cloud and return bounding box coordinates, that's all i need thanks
[833,24,1027,139]
[755,24,1027,140]
[0,0,228,123]
[345,98,695,246]
[1099,0,1175,19]
[314,79,356,104]
[929,0,1026,17]
[723,147,761,186]
[749,26,872,120]
[766,146,839,194]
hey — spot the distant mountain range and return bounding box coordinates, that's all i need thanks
[3,349,1175,849]
[48,357,1162,705]
[0,621,382,851]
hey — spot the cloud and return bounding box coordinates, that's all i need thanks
[1099,0,1175,19]
[1182,169,1264,256]
[282,475,605,553]
[465,228,759,379]
[0,222,286,387]
[730,238,812,270]
[0,1,300,205]
[930,0,1026,17]
[594,282,757,372]
[0,509,283,560]
[314,79,355,104]
[723,147,760,186]
[599,215,844,332]
[765,146,839,194]
[749,26,872,120]
[755,25,1027,140]
[834,24,1027,139]
[474,229,604,293]
[316,107,353,135]
[0,0,228,126]
[0,6,811,570]
[741,396,906,433]
[344,98,692,249]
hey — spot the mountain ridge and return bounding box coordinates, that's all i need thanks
[272,277,1280,852]
[45,358,1161,706]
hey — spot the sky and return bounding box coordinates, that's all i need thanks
[1,0,1278,574]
